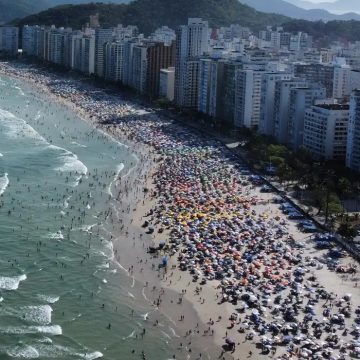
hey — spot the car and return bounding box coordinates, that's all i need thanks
[283,207,296,214]
[281,203,294,210]
[302,224,318,233]
[273,196,285,204]
[288,212,305,220]
[297,221,311,227]
[260,185,272,193]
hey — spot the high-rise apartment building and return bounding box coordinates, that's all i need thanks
[234,69,264,129]
[294,62,351,99]
[159,67,175,101]
[288,85,326,149]
[304,104,349,160]
[0,27,19,55]
[259,72,293,136]
[104,41,125,83]
[347,89,360,171]
[273,78,307,143]
[95,28,113,78]
[175,18,209,108]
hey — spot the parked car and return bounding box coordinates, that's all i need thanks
[288,212,305,220]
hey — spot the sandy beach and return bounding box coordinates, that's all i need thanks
[1,60,360,360]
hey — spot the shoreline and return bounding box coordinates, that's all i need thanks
[1,61,360,360]
[0,62,221,359]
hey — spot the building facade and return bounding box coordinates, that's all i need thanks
[347,90,360,171]
[304,104,349,160]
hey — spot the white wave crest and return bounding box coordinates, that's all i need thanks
[7,345,39,359]
[36,337,53,344]
[71,141,87,148]
[107,163,124,197]
[0,173,9,196]
[14,86,26,97]
[49,145,88,175]
[21,305,52,325]
[80,351,103,360]
[37,294,60,304]
[0,109,47,144]
[0,325,62,335]
[0,274,27,290]
[47,231,64,240]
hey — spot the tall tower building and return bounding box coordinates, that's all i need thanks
[175,18,209,108]
[95,28,113,78]
[347,89,360,171]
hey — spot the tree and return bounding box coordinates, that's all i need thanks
[338,222,358,240]
[337,177,352,198]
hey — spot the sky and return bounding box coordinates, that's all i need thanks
[307,0,336,2]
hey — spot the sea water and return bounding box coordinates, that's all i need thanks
[0,75,183,359]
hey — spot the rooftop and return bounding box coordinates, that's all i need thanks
[315,104,349,111]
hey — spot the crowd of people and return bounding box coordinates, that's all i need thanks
[1,62,360,359]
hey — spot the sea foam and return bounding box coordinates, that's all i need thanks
[49,145,87,175]
[0,274,27,290]
[47,230,64,240]
[36,294,60,304]
[7,345,39,359]
[48,144,88,186]
[21,305,52,325]
[0,173,9,196]
[0,325,62,335]
[0,109,47,144]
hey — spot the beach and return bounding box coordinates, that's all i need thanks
[1,60,360,360]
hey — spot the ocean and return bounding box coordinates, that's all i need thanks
[0,74,183,359]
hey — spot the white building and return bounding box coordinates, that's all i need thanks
[197,58,226,118]
[198,58,212,115]
[64,31,83,69]
[347,89,360,171]
[273,78,307,143]
[333,63,351,99]
[113,24,138,40]
[288,85,326,149]
[151,26,176,45]
[304,104,349,160]
[182,59,200,109]
[259,72,293,136]
[175,18,209,108]
[22,25,38,56]
[95,28,113,78]
[122,39,141,87]
[159,67,175,101]
[48,28,68,65]
[74,34,95,75]
[104,41,125,82]
[131,44,148,93]
[234,69,264,128]
[0,27,19,55]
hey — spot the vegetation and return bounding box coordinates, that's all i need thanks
[338,221,358,240]
[13,0,289,34]
[282,19,360,45]
[242,132,360,222]
[0,0,48,24]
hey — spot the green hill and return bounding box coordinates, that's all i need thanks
[13,0,289,34]
[0,0,48,24]
[283,19,360,45]
[0,0,130,24]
